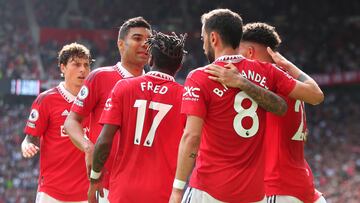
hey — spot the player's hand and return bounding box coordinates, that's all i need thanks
[88,179,104,203]
[21,142,39,158]
[267,47,292,71]
[205,63,245,88]
[84,142,95,178]
[169,188,184,203]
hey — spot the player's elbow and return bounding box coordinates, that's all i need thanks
[181,131,201,149]
[63,117,73,135]
[64,112,82,134]
[308,90,324,105]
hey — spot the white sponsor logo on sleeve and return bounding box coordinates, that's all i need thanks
[104,98,112,111]
[74,99,84,107]
[183,86,200,101]
[77,86,89,100]
[28,109,39,122]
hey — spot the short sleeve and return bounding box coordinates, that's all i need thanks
[71,72,98,117]
[23,95,50,137]
[181,72,208,118]
[270,64,296,96]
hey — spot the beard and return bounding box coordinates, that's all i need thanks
[206,48,215,63]
[205,42,215,63]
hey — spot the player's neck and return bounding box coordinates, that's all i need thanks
[256,54,273,63]
[255,46,273,63]
[121,61,144,77]
[151,67,175,76]
[215,47,240,60]
[63,81,81,97]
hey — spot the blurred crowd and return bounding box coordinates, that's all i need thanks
[0,99,38,202]
[0,0,40,80]
[1,0,359,202]
[1,0,359,80]
[306,87,360,202]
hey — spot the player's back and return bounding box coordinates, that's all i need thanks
[182,55,296,202]
[105,71,185,203]
[265,97,316,202]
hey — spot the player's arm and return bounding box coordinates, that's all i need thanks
[88,124,118,202]
[21,135,40,158]
[205,64,287,116]
[91,124,118,174]
[64,112,95,177]
[267,47,324,105]
[169,115,203,203]
[64,112,93,152]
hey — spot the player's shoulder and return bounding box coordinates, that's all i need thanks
[112,77,133,91]
[247,58,276,69]
[34,87,59,105]
[187,66,209,79]
[271,64,288,73]
[86,64,118,82]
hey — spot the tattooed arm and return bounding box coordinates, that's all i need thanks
[169,116,203,203]
[205,64,287,116]
[91,124,119,175]
[267,47,324,105]
[21,135,40,158]
[88,124,118,202]
[239,78,288,115]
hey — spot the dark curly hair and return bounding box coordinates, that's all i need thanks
[146,31,187,74]
[242,22,282,50]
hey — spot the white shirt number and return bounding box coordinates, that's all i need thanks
[133,100,172,147]
[233,91,259,138]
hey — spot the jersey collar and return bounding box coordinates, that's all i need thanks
[146,71,175,82]
[214,55,244,63]
[115,62,145,78]
[57,82,76,103]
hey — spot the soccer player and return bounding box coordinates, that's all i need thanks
[87,31,187,203]
[238,22,326,203]
[169,9,324,203]
[63,17,151,202]
[21,42,91,202]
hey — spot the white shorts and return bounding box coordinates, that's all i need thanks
[36,189,109,203]
[97,188,109,203]
[181,187,266,203]
[267,195,327,203]
[35,192,87,203]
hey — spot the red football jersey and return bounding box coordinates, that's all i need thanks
[23,82,89,201]
[181,55,296,203]
[265,97,317,203]
[99,71,185,203]
[71,62,140,188]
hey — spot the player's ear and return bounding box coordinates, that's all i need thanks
[117,39,124,53]
[210,31,218,47]
[59,63,66,75]
[248,46,255,59]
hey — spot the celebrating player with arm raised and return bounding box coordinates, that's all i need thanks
[204,22,326,203]
[170,9,324,203]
